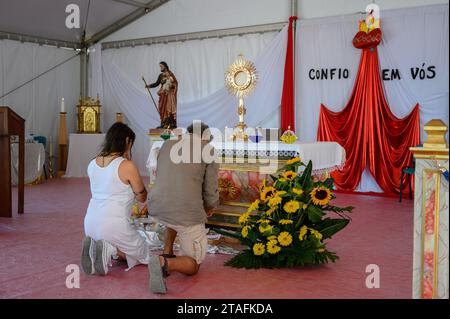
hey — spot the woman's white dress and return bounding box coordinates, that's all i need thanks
[84,157,149,268]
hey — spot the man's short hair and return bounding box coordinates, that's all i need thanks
[187,121,210,137]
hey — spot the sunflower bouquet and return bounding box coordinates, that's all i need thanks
[217,157,353,269]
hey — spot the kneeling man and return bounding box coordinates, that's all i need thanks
[148,121,219,293]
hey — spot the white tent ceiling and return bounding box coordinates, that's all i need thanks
[0,0,168,46]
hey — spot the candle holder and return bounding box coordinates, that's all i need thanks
[116,112,124,123]
[58,112,68,177]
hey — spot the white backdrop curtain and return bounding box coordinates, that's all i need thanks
[0,39,80,168]
[91,26,288,174]
[296,4,449,192]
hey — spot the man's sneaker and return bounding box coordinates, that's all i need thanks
[94,240,117,276]
[81,236,96,275]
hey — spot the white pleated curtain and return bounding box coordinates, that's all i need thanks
[91,26,288,174]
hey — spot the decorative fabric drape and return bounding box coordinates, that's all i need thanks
[280,16,297,131]
[297,4,448,192]
[317,47,420,194]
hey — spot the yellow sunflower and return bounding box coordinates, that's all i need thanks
[241,226,250,238]
[253,243,265,256]
[278,231,293,246]
[292,188,304,196]
[310,229,323,240]
[310,186,332,206]
[260,186,276,202]
[299,225,308,241]
[283,200,300,213]
[247,199,260,213]
[279,219,293,225]
[268,195,282,207]
[238,212,250,225]
[259,178,267,191]
[278,177,288,183]
[266,240,281,254]
[286,157,301,165]
[266,206,276,216]
[282,171,298,180]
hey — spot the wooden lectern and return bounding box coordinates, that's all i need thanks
[0,107,25,217]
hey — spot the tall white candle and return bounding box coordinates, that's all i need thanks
[61,98,65,113]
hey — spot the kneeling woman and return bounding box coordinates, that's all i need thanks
[81,122,149,275]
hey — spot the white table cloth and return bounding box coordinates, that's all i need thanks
[11,142,45,185]
[64,133,106,177]
[146,139,346,183]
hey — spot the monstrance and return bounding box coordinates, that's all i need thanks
[225,54,258,140]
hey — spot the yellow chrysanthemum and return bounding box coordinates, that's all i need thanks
[238,212,250,225]
[299,225,308,241]
[283,200,300,213]
[310,229,323,240]
[303,204,308,210]
[241,226,250,238]
[266,240,281,254]
[293,188,304,196]
[310,186,332,206]
[268,196,282,207]
[259,223,272,234]
[247,199,260,213]
[253,243,265,256]
[286,157,301,165]
[282,171,298,180]
[260,186,276,201]
[279,219,293,225]
[267,235,277,241]
[316,248,325,253]
[278,231,293,246]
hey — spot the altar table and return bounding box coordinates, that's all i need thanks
[147,139,346,228]
[64,133,105,177]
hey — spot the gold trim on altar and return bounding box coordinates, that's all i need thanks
[411,119,449,160]
[76,96,102,134]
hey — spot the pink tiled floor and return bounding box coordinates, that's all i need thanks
[0,178,414,298]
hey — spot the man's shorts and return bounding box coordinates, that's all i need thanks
[163,222,208,264]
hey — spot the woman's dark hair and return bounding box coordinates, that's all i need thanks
[99,122,136,158]
[160,61,169,70]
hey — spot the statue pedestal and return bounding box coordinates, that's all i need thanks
[411,119,449,299]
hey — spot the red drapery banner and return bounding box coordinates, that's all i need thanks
[317,46,420,194]
[280,16,297,131]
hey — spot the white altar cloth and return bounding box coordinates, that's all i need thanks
[11,142,45,185]
[64,133,106,178]
[146,140,346,182]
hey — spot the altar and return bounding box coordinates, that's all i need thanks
[64,133,105,177]
[147,137,346,228]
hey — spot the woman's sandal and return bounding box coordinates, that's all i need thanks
[161,256,170,278]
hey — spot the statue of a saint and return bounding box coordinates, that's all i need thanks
[146,61,178,128]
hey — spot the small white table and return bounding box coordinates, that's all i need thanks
[64,133,105,177]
